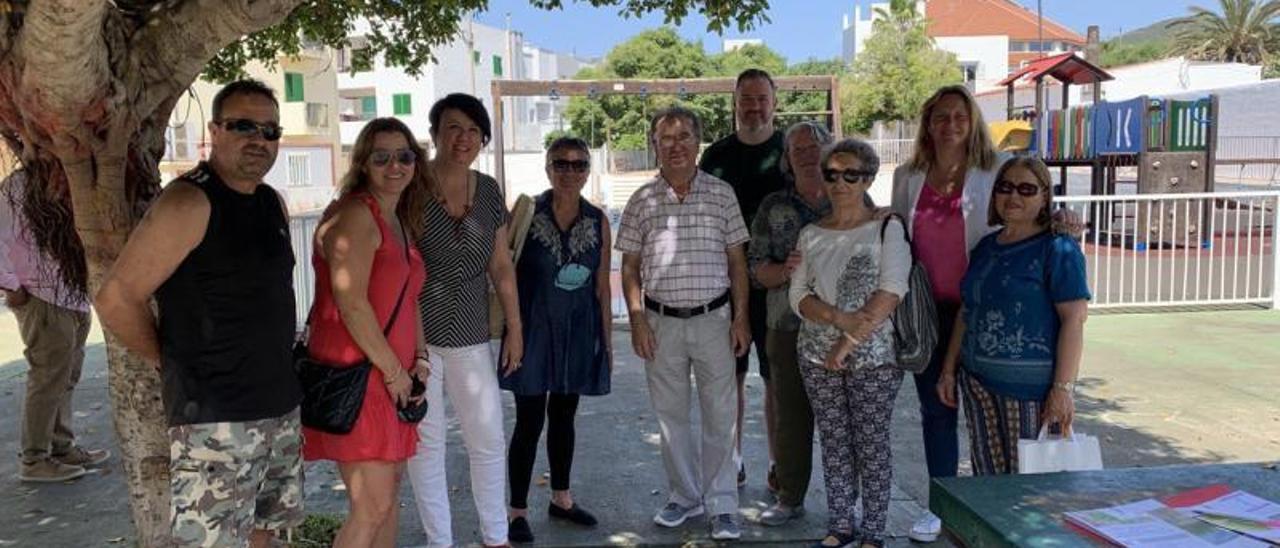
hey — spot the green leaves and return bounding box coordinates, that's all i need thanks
[204,0,772,83]
[1167,0,1280,66]
[843,0,960,134]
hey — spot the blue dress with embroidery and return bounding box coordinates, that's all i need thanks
[500,191,611,396]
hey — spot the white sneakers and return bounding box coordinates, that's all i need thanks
[909,511,942,543]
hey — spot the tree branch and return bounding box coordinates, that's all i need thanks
[15,0,112,157]
[133,0,306,121]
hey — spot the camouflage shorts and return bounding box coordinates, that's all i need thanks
[169,408,304,547]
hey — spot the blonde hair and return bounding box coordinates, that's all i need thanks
[340,117,431,240]
[907,85,998,172]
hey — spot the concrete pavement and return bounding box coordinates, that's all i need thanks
[1,308,1278,546]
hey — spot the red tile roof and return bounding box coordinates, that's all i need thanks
[997,52,1113,86]
[925,0,1086,43]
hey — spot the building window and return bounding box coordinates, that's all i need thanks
[393,93,412,116]
[285,72,304,102]
[171,123,190,160]
[473,51,481,65]
[287,153,310,187]
[306,103,329,128]
[360,96,377,120]
[492,55,503,77]
[960,62,978,84]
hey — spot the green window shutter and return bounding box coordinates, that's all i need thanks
[473,51,481,65]
[285,72,304,102]
[360,96,377,120]
[492,55,502,77]
[393,94,412,116]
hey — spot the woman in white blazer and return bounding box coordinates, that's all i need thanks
[889,85,1006,543]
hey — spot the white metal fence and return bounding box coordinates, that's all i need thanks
[1216,136,1280,184]
[1057,191,1279,309]
[289,212,322,325]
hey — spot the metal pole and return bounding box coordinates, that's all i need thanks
[1272,194,1280,309]
[1038,0,1044,58]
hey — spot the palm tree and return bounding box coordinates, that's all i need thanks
[1167,0,1280,65]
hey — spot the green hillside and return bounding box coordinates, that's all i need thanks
[1100,17,1178,67]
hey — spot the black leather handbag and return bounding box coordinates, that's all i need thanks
[397,375,428,423]
[296,222,415,434]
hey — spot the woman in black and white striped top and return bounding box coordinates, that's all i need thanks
[405,93,521,548]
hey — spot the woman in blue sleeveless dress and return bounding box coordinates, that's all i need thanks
[501,137,612,543]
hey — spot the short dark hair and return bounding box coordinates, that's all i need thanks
[546,136,590,159]
[429,93,492,146]
[211,79,278,121]
[649,106,702,147]
[736,68,776,91]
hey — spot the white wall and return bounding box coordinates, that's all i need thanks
[1100,57,1262,102]
[934,35,1009,91]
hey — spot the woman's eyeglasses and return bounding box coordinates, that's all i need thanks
[822,168,876,184]
[550,159,590,174]
[217,118,283,141]
[370,149,417,167]
[994,181,1043,196]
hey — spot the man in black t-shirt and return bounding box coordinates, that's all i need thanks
[699,69,786,492]
[97,79,302,546]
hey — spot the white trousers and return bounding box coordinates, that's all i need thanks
[407,343,508,547]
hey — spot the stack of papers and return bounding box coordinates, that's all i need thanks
[1064,485,1280,547]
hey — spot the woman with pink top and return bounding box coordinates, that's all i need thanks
[889,85,1004,543]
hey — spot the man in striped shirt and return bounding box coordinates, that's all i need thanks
[617,106,751,541]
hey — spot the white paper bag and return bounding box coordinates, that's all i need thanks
[1017,426,1104,474]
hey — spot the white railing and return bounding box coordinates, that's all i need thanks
[1057,191,1279,309]
[1216,136,1280,184]
[865,138,915,166]
[289,212,323,326]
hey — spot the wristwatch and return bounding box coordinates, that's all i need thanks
[1052,380,1076,393]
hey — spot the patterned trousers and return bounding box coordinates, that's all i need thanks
[801,361,903,541]
[957,368,1045,475]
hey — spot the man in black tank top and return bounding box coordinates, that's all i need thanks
[97,80,303,546]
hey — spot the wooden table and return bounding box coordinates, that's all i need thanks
[930,462,1280,547]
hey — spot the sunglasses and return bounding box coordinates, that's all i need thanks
[218,118,283,141]
[370,149,417,168]
[994,180,1044,196]
[550,159,590,174]
[822,168,876,184]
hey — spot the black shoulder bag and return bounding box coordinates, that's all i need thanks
[295,221,422,434]
[880,213,940,374]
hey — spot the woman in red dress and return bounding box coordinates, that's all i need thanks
[303,117,431,548]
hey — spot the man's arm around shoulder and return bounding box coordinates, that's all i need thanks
[95,181,210,365]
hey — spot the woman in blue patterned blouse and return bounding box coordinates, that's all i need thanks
[936,155,1090,475]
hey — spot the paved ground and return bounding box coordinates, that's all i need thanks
[0,308,1278,547]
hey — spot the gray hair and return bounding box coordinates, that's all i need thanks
[648,106,702,147]
[779,121,834,181]
[821,138,880,174]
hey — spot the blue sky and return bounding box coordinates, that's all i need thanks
[474,0,1207,63]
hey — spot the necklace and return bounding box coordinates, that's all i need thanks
[429,163,474,240]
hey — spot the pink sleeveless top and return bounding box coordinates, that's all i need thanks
[913,184,968,305]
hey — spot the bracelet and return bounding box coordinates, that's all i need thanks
[384,367,403,385]
[1052,380,1076,392]
[415,353,430,363]
[843,332,860,345]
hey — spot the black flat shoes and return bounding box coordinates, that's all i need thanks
[549,503,598,527]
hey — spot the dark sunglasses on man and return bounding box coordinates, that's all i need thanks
[994,180,1043,197]
[217,118,283,142]
[370,149,417,168]
[550,159,590,174]
[822,168,876,184]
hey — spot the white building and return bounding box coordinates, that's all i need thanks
[843,0,1085,92]
[160,45,343,214]
[723,38,764,52]
[336,18,593,153]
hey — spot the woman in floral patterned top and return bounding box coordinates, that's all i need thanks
[788,139,911,548]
